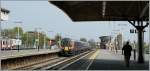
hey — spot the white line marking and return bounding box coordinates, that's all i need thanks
[86,50,100,70]
[59,51,95,70]
[41,50,91,70]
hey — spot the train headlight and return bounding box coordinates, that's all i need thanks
[64,47,69,51]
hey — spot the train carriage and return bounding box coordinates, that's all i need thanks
[59,38,91,56]
[0,38,14,50]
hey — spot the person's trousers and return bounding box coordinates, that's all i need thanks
[124,55,131,67]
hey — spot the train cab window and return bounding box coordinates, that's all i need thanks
[3,41,5,45]
[0,40,1,45]
[5,41,6,44]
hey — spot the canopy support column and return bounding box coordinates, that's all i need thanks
[128,20,149,63]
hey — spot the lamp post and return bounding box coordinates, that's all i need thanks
[26,32,28,48]
[0,8,10,38]
[56,33,61,48]
[37,30,40,51]
[14,21,22,52]
[42,31,46,49]
[0,22,4,38]
[0,22,2,38]
[34,27,41,51]
[0,21,6,38]
[47,31,54,49]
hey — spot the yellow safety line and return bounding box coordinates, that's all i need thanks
[90,49,100,59]
[86,49,100,70]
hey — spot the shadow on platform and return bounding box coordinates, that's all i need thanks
[88,59,149,70]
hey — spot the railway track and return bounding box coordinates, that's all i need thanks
[46,49,97,70]
[24,57,66,70]
[63,49,99,70]
[14,49,97,70]
[13,57,62,70]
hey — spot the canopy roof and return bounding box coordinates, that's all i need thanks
[50,1,149,21]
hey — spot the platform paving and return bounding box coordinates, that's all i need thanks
[88,49,149,70]
[0,48,61,60]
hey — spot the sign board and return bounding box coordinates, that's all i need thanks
[0,11,9,21]
[130,29,137,33]
[12,39,22,46]
[16,39,22,45]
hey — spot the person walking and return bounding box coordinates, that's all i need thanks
[133,41,136,60]
[122,41,132,67]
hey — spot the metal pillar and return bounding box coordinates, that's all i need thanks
[17,26,20,52]
[43,31,46,49]
[0,23,1,38]
[137,27,144,63]
[128,20,149,63]
[38,31,40,51]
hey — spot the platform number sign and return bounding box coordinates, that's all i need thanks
[130,29,137,33]
[15,39,22,45]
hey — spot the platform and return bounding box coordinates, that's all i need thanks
[88,49,149,70]
[0,48,61,60]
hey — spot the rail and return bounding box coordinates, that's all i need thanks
[46,49,96,70]
[8,49,97,70]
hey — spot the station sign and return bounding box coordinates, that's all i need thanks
[0,9,9,21]
[130,29,137,33]
[16,39,22,45]
[12,39,22,46]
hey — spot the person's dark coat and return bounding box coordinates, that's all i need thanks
[122,44,132,56]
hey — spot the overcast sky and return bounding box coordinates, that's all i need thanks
[1,1,149,43]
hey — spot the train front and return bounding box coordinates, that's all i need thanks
[59,38,75,56]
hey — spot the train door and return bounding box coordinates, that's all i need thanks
[2,40,5,50]
[7,40,10,49]
[0,40,2,49]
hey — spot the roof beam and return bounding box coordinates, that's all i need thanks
[128,20,136,28]
[143,21,149,28]
[102,1,106,17]
[140,3,149,19]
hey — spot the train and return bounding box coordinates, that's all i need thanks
[0,38,14,50]
[99,36,111,49]
[0,38,22,50]
[59,38,91,56]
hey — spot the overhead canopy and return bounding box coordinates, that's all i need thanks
[50,1,149,21]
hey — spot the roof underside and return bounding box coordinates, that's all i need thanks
[50,1,149,21]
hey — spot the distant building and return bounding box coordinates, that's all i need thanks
[95,42,100,48]
[0,8,10,21]
[116,33,123,50]
[99,36,111,49]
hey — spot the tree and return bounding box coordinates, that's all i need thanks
[88,39,96,48]
[1,27,52,49]
[21,32,27,45]
[1,27,23,39]
[80,38,87,42]
[13,27,24,39]
[26,31,37,47]
[55,33,62,47]
[1,29,9,37]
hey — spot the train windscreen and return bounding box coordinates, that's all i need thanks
[61,38,71,47]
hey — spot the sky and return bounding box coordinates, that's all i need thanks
[1,1,149,43]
